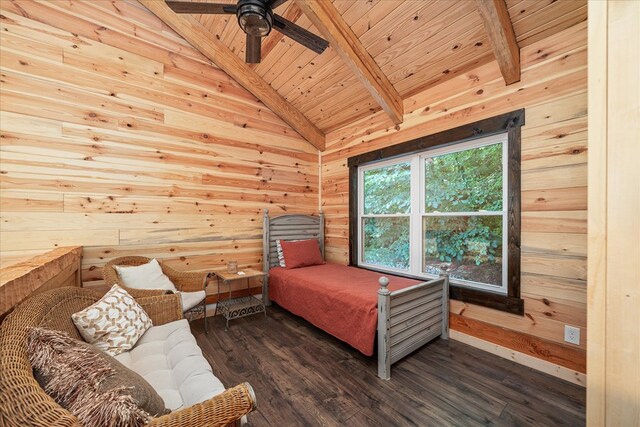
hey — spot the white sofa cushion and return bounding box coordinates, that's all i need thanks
[115,319,225,411]
[180,290,207,312]
[113,259,178,292]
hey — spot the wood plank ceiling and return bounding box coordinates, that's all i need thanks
[176,0,587,137]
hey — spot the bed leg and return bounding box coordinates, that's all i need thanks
[263,273,271,306]
[441,273,450,340]
[377,276,391,380]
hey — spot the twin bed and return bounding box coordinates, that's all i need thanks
[262,210,449,380]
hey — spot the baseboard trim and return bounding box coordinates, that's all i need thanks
[450,330,586,387]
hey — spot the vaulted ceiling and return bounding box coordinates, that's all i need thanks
[145,0,587,148]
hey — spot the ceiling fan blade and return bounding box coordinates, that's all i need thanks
[268,0,289,9]
[246,34,262,64]
[273,15,329,55]
[165,1,236,14]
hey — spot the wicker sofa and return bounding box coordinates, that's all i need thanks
[0,287,255,427]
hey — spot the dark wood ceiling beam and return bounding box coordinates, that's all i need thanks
[475,0,521,85]
[295,0,404,125]
[139,0,325,150]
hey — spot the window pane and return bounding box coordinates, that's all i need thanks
[363,217,410,270]
[423,215,502,287]
[424,143,503,212]
[364,162,411,214]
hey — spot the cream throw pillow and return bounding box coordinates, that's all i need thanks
[72,285,152,356]
[113,259,177,292]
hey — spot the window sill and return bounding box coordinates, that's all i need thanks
[353,264,524,315]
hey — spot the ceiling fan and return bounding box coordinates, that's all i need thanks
[166,0,329,63]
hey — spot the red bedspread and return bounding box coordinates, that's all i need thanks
[268,263,421,356]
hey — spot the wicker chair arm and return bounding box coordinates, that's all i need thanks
[122,286,168,299]
[149,383,256,427]
[102,262,120,288]
[136,294,183,325]
[161,263,207,293]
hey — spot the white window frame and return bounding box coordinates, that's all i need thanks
[357,133,509,294]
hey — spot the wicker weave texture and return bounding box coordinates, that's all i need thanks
[150,383,256,427]
[0,287,255,427]
[0,287,99,426]
[137,293,184,325]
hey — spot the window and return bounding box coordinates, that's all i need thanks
[358,136,507,293]
[361,161,411,270]
[348,110,524,314]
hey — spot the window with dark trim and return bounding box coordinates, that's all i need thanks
[348,110,525,315]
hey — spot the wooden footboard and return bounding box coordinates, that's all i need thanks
[377,274,449,380]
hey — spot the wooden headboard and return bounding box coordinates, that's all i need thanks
[0,246,83,320]
[262,209,324,272]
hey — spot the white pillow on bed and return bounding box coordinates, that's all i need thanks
[275,239,287,267]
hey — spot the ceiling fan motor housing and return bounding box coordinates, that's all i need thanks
[237,0,273,37]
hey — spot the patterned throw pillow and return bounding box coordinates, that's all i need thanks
[72,285,152,356]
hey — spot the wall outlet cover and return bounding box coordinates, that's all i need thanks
[564,325,581,345]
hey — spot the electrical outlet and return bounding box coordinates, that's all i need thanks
[564,325,580,345]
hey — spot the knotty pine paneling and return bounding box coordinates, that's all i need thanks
[0,0,318,294]
[321,22,588,372]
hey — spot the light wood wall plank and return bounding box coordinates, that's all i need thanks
[0,0,318,281]
[0,191,64,212]
[587,1,640,424]
[0,230,119,252]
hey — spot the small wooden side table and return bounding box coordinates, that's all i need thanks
[212,268,266,330]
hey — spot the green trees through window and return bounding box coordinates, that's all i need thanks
[363,162,410,269]
[360,140,506,290]
[423,143,503,287]
[363,162,411,214]
[424,144,503,212]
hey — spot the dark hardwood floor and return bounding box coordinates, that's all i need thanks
[191,305,585,426]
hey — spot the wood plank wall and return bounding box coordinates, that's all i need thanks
[0,0,318,295]
[587,0,640,423]
[321,22,588,376]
